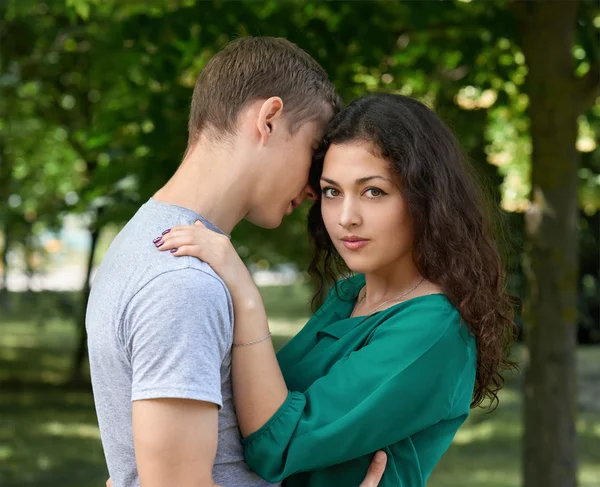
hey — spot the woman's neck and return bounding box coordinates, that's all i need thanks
[362,265,423,305]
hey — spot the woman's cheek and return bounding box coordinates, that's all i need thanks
[321,203,337,233]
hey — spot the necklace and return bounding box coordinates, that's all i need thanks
[351,277,425,318]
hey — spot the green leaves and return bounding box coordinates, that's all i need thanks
[66,0,92,21]
[2,0,598,269]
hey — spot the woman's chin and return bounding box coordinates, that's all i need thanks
[343,258,377,276]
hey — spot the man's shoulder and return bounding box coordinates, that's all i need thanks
[99,205,231,299]
[124,263,234,352]
[152,260,228,294]
[135,261,232,310]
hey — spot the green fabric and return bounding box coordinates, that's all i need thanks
[242,274,477,487]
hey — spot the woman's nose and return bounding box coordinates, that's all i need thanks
[338,200,361,228]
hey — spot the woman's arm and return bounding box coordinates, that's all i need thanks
[239,307,472,481]
[155,221,291,436]
[226,288,290,436]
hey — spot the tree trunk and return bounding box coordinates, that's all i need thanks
[515,2,597,486]
[0,220,10,312]
[0,135,10,312]
[69,223,102,384]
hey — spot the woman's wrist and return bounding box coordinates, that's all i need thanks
[231,291,270,342]
[230,284,263,311]
[221,268,254,301]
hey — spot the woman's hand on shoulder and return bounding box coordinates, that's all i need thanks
[155,220,255,299]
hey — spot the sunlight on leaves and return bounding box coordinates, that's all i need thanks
[453,420,521,446]
[41,421,101,440]
[0,446,13,461]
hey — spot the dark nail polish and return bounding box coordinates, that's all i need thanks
[162,229,171,235]
[153,237,162,244]
[156,241,164,248]
[170,248,178,253]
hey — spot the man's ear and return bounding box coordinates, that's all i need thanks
[256,97,284,145]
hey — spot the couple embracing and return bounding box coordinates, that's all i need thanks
[87,36,517,487]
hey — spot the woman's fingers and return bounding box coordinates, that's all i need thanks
[153,219,232,268]
[158,219,204,237]
[169,245,203,258]
[358,451,387,487]
[156,235,197,251]
[157,227,195,241]
[154,225,209,250]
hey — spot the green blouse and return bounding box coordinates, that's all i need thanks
[242,275,477,487]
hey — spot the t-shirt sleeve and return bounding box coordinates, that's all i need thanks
[123,267,232,407]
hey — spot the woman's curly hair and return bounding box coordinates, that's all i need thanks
[307,93,519,409]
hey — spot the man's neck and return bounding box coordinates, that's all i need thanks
[153,141,253,234]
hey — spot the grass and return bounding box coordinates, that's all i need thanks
[0,285,599,487]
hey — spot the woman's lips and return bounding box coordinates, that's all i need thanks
[342,239,369,250]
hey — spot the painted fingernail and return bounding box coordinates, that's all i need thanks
[156,241,164,248]
[170,248,178,253]
[153,237,162,244]
[162,229,171,235]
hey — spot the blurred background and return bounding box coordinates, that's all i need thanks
[1,1,599,486]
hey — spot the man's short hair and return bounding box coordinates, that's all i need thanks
[188,36,342,145]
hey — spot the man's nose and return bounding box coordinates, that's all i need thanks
[304,185,318,201]
[292,185,318,208]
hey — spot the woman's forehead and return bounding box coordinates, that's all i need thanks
[322,143,393,180]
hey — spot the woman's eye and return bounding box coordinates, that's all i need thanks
[322,187,340,198]
[365,188,385,198]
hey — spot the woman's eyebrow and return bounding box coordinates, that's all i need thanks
[355,175,392,185]
[320,175,391,186]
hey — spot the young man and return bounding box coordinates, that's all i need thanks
[88,37,385,487]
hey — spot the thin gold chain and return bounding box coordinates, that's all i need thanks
[351,277,425,318]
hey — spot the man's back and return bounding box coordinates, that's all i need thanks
[87,198,274,487]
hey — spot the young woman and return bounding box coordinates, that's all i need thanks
[156,93,519,486]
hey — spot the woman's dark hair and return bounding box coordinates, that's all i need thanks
[307,93,519,409]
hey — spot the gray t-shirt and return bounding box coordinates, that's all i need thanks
[87,198,276,487]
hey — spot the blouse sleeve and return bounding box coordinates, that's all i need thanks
[242,300,475,482]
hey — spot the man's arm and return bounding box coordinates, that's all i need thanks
[123,268,232,487]
[109,444,385,487]
[133,398,219,487]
